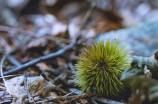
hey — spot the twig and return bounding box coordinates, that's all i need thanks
[0,36,12,53]
[0,25,71,44]
[68,62,76,72]
[7,55,22,67]
[62,89,78,98]
[80,2,96,30]
[91,97,126,104]
[0,36,22,67]
[0,86,6,90]
[35,93,98,104]
[72,1,96,42]
[58,93,98,104]
[3,42,75,76]
[0,25,38,38]
[0,54,7,85]
[35,95,80,103]
[2,32,96,76]
[1,1,96,76]
[0,74,22,79]
[55,86,69,94]
[3,34,96,76]
[24,72,36,104]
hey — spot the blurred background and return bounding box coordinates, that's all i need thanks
[0,0,158,70]
[1,0,158,27]
[0,0,158,103]
[0,0,158,64]
[0,0,158,66]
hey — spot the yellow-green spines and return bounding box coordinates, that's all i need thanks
[74,39,131,96]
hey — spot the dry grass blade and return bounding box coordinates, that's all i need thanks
[0,74,22,79]
[72,1,96,43]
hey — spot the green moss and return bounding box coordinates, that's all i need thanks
[74,39,132,96]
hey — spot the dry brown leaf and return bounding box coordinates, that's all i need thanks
[79,99,88,104]
[93,18,122,34]
[26,38,47,49]
[36,62,49,72]
[5,75,56,104]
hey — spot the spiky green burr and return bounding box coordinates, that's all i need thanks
[74,39,131,96]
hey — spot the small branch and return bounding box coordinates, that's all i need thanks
[55,86,69,94]
[0,1,96,76]
[3,42,75,76]
[0,74,22,79]
[24,72,36,104]
[58,93,98,104]
[2,34,95,76]
[0,25,70,44]
[0,36,12,53]
[68,62,76,72]
[35,93,98,104]
[72,1,96,42]
[0,25,38,38]
[7,55,22,67]
[0,54,7,84]
[0,51,22,67]
[0,36,22,67]
[80,2,96,30]
[62,89,78,98]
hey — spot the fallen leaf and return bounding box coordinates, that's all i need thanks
[5,75,56,104]
[26,38,47,49]
[36,62,49,71]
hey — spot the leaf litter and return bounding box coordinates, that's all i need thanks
[0,0,158,104]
